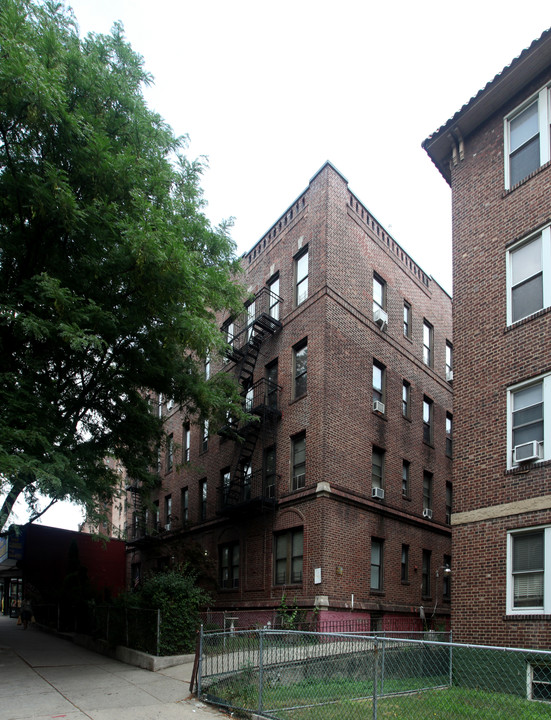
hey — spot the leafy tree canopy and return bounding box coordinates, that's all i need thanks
[0,0,245,530]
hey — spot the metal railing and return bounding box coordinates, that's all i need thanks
[197,628,551,719]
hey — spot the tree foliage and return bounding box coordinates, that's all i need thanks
[0,0,245,529]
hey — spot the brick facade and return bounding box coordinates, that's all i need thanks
[424,30,551,648]
[127,162,453,629]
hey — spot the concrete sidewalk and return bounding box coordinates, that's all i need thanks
[0,615,228,720]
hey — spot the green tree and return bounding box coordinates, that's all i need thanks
[0,0,245,530]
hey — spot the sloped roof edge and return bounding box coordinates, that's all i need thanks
[423,28,551,185]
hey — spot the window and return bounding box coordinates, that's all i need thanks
[423,397,433,444]
[205,353,210,380]
[164,495,172,530]
[153,500,160,530]
[292,433,306,490]
[295,248,308,306]
[221,468,231,504]
[443,554,451,600]
[505,85,551,189]
[293,340,307,398]
[264,447,276,498]
[402,460,410,497]
[373,274,386,312]
[423,320,433,367]
[266,360,279,409]
[181,487,188,524]
[371,539,384,591]
[528,662,551,703]
[508,374,550,467]
[445,483,453,525]
[242,461,252,501]
[507,528,551,614]
[274,528,303,585]
[246,299,256,341]
[402,381,411,418]
[220,542,240,589]
[200,479,207,521]
[403,301,411,338]
[401,545,409,583]
[422,550,431,597]
[201,419,209,453]
[268,275,280,320]
[423,471,433,513]
[372,360,385,409]
[446,341,453,380]
[446,413,453,457]
[183,422,190,462]
[372,447,384,491]
[507,227,551,324]
[166,434,174,473]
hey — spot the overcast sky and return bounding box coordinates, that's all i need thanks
[20,0,551,530]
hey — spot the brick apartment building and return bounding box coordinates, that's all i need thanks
[423,29,551,648]
[127,162,453,630]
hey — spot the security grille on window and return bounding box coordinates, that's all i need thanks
[292,434,306,490]
[274,529,303,585]
[371,539,383,591]
[295,249,308,306]
[505,86,551,189]
[507,228,550,324]
[220,543,239,589]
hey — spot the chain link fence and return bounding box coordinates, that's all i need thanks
[197,628,551,719]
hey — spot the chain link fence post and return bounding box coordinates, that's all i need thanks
[197,624,204,697]
[258,628,264,715]
[373,637,379,720]
[156,609,160,656]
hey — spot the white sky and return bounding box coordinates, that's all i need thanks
[13,0,551,531]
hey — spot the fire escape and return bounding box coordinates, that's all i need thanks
[219,286,283,515]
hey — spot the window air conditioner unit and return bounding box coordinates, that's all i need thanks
[422,508,433,520]
[446,369,454,382]
[372,487,385,500]
[373,400,385,414]
[513,441,543,464]
[373,308,388,331]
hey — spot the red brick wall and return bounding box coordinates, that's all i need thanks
[449,68,551,647]
[129,163,452,627]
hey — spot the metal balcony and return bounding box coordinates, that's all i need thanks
[218,469,278,516]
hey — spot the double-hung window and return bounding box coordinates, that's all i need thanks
[507,527,551,614]
[446,413,453,457]
[402,381,411,418]
[401,545,409,583]
[371,539,384,591]
[166,434,174,473]
[220,542,240,589]
[293,340,307,398]
[402,460,410,497]
[422,549,431,597]
[200,479,207,521]
[403,301,412,338]
[183,422,191,463]
[423,471,433,513]
[292,433,306,490]
[505,85,551,189]
[274,528,303,585]
[372,447,384,493]
[423,397,433,444]
[372,361,385,412]
[507,226,551,324]
[295,248,308,306]
[446,341,453,381]
[268,275,280,320]
[508,374,549,467]
[423,320,433,367]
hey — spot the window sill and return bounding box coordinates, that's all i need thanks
[504,613,551,621]
[504,304,551,332]
[370,590,385,597]
[502,158,551,196]
[423,440,435,449]
[372,411,387,420]
[401,581,411,586]
[402,494,411,501]
[290,393,307,406]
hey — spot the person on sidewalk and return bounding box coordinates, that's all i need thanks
[21,598,33,630]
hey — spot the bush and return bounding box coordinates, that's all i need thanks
[131,564,211,655]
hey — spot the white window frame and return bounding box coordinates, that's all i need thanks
[295,248,308,306]
[507,373,550,469]
[504,84,551,190]
[506,526,551,615]
[506,225,551,325]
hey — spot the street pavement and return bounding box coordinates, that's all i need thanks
[0,615,228,720]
